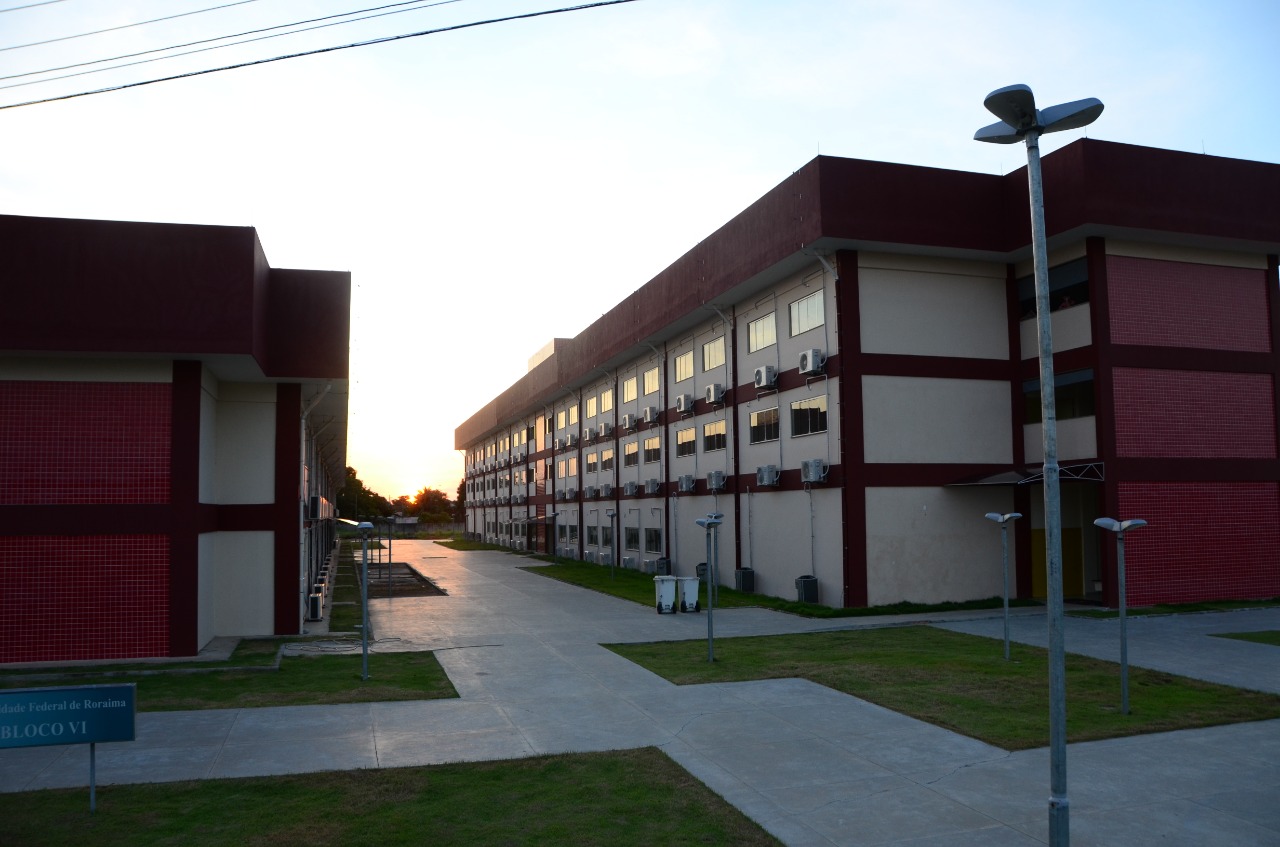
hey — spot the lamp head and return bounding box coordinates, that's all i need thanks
[985,512,1023,524]
[975,84,1103,144]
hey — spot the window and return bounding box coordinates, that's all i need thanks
[557,460,566,479]
[624,527,640,551]
[643,367,660,396]
[703,336,725,371]
[600,388,614,413]
[674,351,693,383]
[676,427,696,458]
[623,442,639,467]
[789,289,824,336]
[587,525,599,546]
[748,312,776,352]
[644,528,662,554]
[568,457,577,476]
[568,524,579,542]
[791,395,828,436]
[703,420,726,452]
[586,452,598,473]
[622,376,637,403]
[568,404,579,426]
[601,448,615,471]
[586,395,597,419]
[643,436,661,463]
[1024,370,1095,423]
[556,410,566,430]
[750,407,779,444]
[1017,257,1089,319]
[601,524,614,547]
[558,524,567,542]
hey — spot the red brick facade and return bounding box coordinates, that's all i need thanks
[1111,368,1276,459]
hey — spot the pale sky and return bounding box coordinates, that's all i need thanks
[3,0,1277,501]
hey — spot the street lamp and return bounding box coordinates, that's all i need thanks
[605,509,617,580]
[1094,517,1147,715]
[548,512,559,564]
[985,511,1023,660]
[694,512,723,662]
[356,520,374,681]
[976,83,1103,847]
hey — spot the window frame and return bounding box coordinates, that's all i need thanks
[702,336,725,371]
[675,427,696,457]
[643,436,661,463]
[747,312,777,353]
[674,350,694,383]
[789,289,825,337]
[790,395,828,437]
[703,419,726,452]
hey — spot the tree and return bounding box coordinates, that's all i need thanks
[335,467,393,520]
[454,478,466,522]
[412,487,453,523]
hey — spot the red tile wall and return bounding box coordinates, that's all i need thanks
[0,535,170,662]
[1112,368,1276,458]
[0,381,171,505]
[1107,256,1271,351]
[1117,482,1280,606]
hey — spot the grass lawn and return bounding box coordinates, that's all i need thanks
[606,625,1280,751]
[522,560,1037,619]
[0,748,780,847]
[1213,630,1280,647]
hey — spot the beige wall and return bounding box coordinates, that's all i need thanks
[742,487,842,602]
[859,254,1008,359]
[214,383,277,504]
[1020,304,1092,358]
[862,376,1012,464]
[865,486,1017,605]
[198,531,276,640]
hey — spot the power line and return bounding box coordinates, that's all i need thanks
[0,0,468,85]
[0,0,640,111]
[1,0,266,52]
[0,0,67,12]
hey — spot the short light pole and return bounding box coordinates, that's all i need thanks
[985,511,1023,660]
[695,512,723,663]
[549,512,559,564]
[357,520,374,681]
[605,509,617,579]
[976,83,1103,847]
[1094,517,1147,715]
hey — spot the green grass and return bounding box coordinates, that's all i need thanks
[0,748,780,847]
[606,626,1280,751]
[522,559,1037,618]
[435,538,530,552]
[1068,597,1280,618]
[1213,630,1280,647]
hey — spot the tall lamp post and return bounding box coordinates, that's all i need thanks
[605,509,617,579]
[356,520,374,681]
[984,511,1023,660]
[549,512,559,564]
[1093,517,1147,715]
[694,512,723,663]
[975,83,1103,847]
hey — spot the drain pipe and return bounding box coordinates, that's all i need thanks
[300,383,332,633]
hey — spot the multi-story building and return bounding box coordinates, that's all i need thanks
[0,214,350,662]
[456,140,1280,608]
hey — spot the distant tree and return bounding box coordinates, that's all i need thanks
[412,487,453,524]
[454,478,466,522]
[336,467,393,520]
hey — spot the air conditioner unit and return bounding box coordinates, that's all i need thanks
[707,470,725,490]
[674,393,694,414]
[515,494,526,504]
[600,483,614,497]
[585,426,596,441]
[678,474,695,493]
[623,556,638,570]
[642,406,659,425]
[756,465,780,486]
[566,487,577,499]
[644,478,660,494]
[799,348,826,375]
[623,481,638,496]
[643,559,657,573]
[585,485,597,499]
[801,459,829,483]
[584,551,596,564]
[705,383,724,404]
[567,433,578,447]
[600,552,614,567]
[754,365,777,389]
[621,413,636,431]
[555,489,566,500]
[600,422,613,437]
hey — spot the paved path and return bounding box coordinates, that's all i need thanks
[3,541,1278,845]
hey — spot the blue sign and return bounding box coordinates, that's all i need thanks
[0,684,136,749]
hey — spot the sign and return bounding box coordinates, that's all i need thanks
[0,684,136,749]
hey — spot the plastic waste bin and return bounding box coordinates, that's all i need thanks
[655,557,671,576]
[795,574,819,604]
[654,576,677,614]
[735,567,755,593]
[676,576,701,612]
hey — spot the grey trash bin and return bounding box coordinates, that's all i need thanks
[307,592,323,621]
[795,574,818,603]
[735,567,755,593]
[655,557,671,576]
[654,576,677,613]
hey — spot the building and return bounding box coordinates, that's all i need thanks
[0,214,350,663]
[455,139,1280,609]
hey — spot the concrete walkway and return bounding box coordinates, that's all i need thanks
[3,541,1278,845]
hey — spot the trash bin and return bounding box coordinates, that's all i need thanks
[654,576,677,614]
[795,574,819,604]
[307,592,323,621]
[655,557,671,576]
[676,576,701,612]
[735,567,755,593]
[695,563,707,580]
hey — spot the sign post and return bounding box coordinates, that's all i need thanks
[1,683,137,812]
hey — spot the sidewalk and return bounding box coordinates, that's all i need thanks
[3,541,1278,845]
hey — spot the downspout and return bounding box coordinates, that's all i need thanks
[299,383,331,633]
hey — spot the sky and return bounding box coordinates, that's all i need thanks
[2,0,1278,502]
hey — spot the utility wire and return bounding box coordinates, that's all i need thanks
[0,0,467,84]
[1,0,266,52]
[0,0,67,12]
[0,0,640,110]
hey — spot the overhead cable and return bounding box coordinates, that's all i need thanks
[1,0,265,52]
